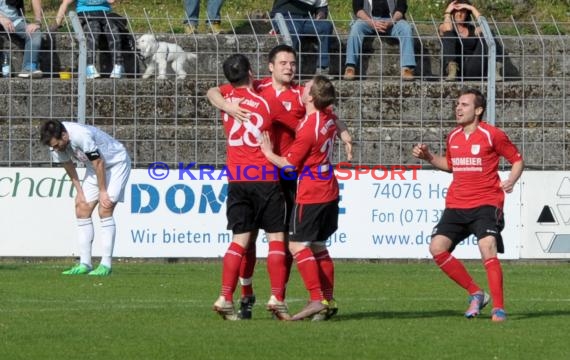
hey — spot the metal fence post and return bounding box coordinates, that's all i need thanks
[69,11,86,125]
[478,16,496,125]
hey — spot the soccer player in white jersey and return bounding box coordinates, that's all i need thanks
[40,120,131,276]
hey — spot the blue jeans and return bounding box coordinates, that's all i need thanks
[273,14,333,69]
[12,20,42,69]
[184,0,224,25]
[345,17,416,69]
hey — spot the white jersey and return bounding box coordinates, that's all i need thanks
[51,122,129,169]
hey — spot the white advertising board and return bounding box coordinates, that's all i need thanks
[0,167,521,259]
[520,171,570,258]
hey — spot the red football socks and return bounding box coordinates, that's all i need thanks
[220,242,246,300]
[267,241,288,301]
[293,248,323,301]
[434,251,481,295]
[314,249,334,301]
[484,257,504,309]
[239,244,256,297]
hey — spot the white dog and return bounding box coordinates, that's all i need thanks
[136,34,197,80]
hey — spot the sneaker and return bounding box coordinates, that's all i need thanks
[343,66,356,81]
[464,291,490,318]
[291,300,328,321]
[445,61,458,82]
[266,295,291,321]
[312,299,337,321]
[238,294,256,320]
[211,22,222,35]
[495,62,504,82]
[18,63,43,79]
[88,264,112,276]
[491,308,507,322]
[213,296,239,320]
[110,64,124,79]
[401,67,415,81]
[62,263,91,275]
[184,24,197,34]
[315,67,331,79]
[86,65,100,79]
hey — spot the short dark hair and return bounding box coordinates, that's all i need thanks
[268,44,297,64]
[222,54,251,86]
[310,75,336,111]
[460,87,486,119]
[40,119,67,145]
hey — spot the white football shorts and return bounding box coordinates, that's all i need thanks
[82,159,131,203]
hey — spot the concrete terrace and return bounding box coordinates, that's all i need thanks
[1,25,570,169]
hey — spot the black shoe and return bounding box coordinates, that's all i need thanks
[238,295,256,320]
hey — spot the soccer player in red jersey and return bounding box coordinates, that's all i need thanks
[260,75,340,320]
[208,45,351,320]
[412,88,524,322]
[210,53,299,320]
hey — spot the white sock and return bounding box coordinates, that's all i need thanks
[99,217,116,268]
[77,218,94,268]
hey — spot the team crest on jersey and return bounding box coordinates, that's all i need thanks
[282,101,292,111]
[471,145,480,155]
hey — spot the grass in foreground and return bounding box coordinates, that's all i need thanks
[1,260,570,360]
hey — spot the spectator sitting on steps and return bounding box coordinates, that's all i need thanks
[270,0,333,77]
[439,0,505,81]
[51,0,124,79]
[344,0,416,81]
[0,0,43,78]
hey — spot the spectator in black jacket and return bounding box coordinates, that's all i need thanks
[439,0,505,81]
[270,0,333,77]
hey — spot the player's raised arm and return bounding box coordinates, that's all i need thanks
[206,86,250,123]
[260,131,294,170]
[412,143,450,172]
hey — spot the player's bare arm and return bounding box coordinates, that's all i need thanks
[62,160,87,204]
[501,159,524,193]
[260,131,294,169]
[412,143,451,172]
[91,158,113,209]
[335,119,353,161]
[206,86,250,123]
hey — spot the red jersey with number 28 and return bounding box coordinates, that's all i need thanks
[255,78,305,156]
[445,121,522,209]
[219,84,296,182]
[286,111,339,204]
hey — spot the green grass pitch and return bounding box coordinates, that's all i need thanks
[1,260,569,359]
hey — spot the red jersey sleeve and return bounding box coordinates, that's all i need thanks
[286,117,314,169]
[493,128,523,164]
[219,83,233,96]
[445,135,453,169]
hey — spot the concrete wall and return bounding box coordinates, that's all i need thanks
[1,33,569,169]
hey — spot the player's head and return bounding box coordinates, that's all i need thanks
[40,119,69,152]
[222,54,252,87]
[456,88,486,123]
[303,75,336,111]
[268,44,297,85]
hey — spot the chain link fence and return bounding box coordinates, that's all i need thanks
[1,13,569,169]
